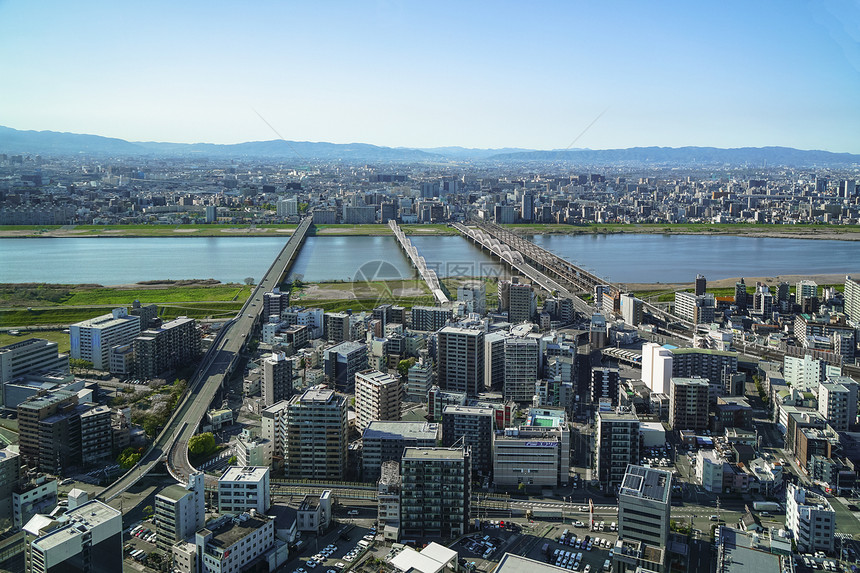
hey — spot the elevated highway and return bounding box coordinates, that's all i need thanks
[389,220,449,304]
[99,216,313,501]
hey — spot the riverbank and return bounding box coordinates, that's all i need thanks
[1,222,859,240]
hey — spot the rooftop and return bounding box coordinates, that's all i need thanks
[220,466,269,483]
[619,464,671,504]
[403,447,465,461]
[494,553,570,573]
[157,484,192,503]
[363,421,439,441]
[31,500,121,552]
[208,514,271,548]
[298,385,337,404]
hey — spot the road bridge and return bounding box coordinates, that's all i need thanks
[462,221,693,330]
[389,220,449,304]
[98,216,313,501]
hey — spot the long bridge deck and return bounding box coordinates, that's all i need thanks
[389,220,449,304]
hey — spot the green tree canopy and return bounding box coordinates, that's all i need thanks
[188,432,217,457]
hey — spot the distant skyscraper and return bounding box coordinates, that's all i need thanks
[521,191,533,222]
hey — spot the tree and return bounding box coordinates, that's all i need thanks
[69,358,93,372]
[228,456,237,465]
[143,505,154,519]
[188,432,217,457]
[117,447,142,469]
[397,358,416,379]
[244,277,255,286]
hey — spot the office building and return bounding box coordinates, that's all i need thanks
[442,405,494,475]
[133,316,200,379]
[377,461,401,541]
[641,343,673,395]
[695,274,707,297]
[503,336,539,403]
[410,306,450,332]
[671,348,739,391]
[355,369,402,432]
[218,466,271,514]
[669,377,709,431]
[596,411,641,490]
[262,352,294,407]
[786,482,835,553]
[24,500,122,573]
[0,338,69,391]
[361,421,439,481]
[845,276,860,322]
[70,308,141,371]
[400,447,471,539]
[155,472,205,550]
[191,512,277,573]
[323,341,367,393]
[818,376,859,432]
[494,409,570,488]
[437,326,484,397]
[618,465,672,549]
[283,386,348,480]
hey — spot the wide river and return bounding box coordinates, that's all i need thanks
[0,234,856,285]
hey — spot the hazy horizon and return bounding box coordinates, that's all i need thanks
[2,1,859,153]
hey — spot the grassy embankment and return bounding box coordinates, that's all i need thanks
[0,283,253,327]
[632,283,846,303]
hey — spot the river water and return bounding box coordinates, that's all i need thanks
[0,234,855,285]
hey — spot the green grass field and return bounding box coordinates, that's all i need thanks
[0,283,251,308]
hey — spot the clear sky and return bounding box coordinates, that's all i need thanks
[1,0,859,152]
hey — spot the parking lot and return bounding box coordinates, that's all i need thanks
[281,522,379,573]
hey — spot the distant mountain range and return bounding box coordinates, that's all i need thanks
[1,125,859,166]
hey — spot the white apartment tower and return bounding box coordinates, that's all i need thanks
[355,369,402,431]
[70,308,141,370]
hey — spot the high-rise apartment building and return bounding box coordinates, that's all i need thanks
[355,369,401,432]
[508,280,537,324]
[262,352,294,407]
[70,308,141,371]
[845,276,860,322]
[503,336,539,403]
[484,332,507,391]
[669,377,709,431]
[695,274,707,296]
[400,447,471,539]
[17,390,78,469]
[596,411,640,490]
[442,405,494,475]
[323,312,352,343]
[591,367,620,405]
[437,326,484,397]
[405,358,434,401]
[133,316,200,380]
[0,448,20,520]
[283,386,347,480]
[796,280,818,304]
[377,461,401,541]
[155,472,205,550]
[457,282,487,315]
[674,291,715,324]
[410,306,451,332]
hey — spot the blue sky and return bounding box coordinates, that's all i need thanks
[1,0,859,152]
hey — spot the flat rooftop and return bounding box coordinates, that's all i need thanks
[208,515,270,548]
[619,464,671,503]
[220,466,269,483]
[157,484,191,503]
[32,500,121,552]
[363,421,439,441]
[300,386,336,403]
[403,447,465,461]
[494,553,569,573]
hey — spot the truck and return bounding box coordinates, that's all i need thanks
[752,501,781,512]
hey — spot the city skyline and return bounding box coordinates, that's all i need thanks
[1,1,859,153]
